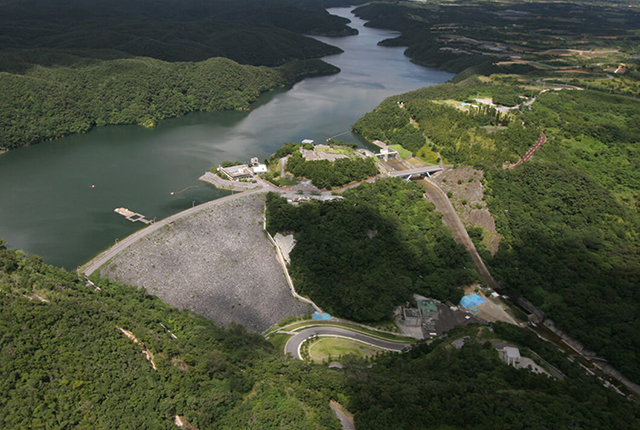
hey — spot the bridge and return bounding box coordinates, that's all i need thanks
[388,165,445,180]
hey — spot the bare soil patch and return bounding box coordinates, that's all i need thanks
[432,168,502,254]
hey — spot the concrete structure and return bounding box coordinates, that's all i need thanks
[302,139,315,145]
[403,308,422,326]
[416,295,439,319]
[300,147,349,162]
[388,165,444,180]
[370,140,400,162]
[252,164,268,174]
[500,346,521,366]
[199,172,258,191]
[114,207,152,224]
[249,157,267,174]
[218,164,253,181]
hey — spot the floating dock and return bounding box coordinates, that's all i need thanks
[114,208,152,224]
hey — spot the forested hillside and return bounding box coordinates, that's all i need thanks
[0,19,342,68]
[0,233,640,430]
[0,0,353,150]
[3,236,639,428]
[353,77,535,169]
[0,58,338,149]
[346,323,640,429]
[0,0,362,37]
[354,77,640,383]
[349,0,640,384]
[266,179,475,321]
[0,241,343,429]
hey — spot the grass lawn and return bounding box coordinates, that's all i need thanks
[316,147,355,156]
[278,176,298,186]
[307,337,384,362]
[417,144,440,164]
[390,144,413,160]
[267,333,292,353]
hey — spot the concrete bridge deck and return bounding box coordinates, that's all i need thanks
[388,165,445,179]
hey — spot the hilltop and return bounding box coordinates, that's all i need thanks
[0,0,358,150]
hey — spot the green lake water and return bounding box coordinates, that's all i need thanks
[0,7,453,269]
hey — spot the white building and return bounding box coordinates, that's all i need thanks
[219,164,253,181]
[252,164,268,174]
[500,346,521,366]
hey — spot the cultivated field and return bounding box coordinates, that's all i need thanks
[100,193,311,332]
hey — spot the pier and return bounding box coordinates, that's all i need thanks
[325,129,352,142]
[114,208,152,224]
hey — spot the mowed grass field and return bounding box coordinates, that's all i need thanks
[308,337,385,362]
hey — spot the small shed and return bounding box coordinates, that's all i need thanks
[500,346,521,366]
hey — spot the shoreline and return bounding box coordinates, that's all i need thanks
[199,171,259,192]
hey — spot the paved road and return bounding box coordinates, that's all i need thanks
[83,185,273,276]
[330,402,355,430]
[421,178,498,289]
[284,327,411,360]
[388,165,444,178]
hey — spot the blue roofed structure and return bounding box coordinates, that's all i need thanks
[312,311,332,320]
[460,294,487,309]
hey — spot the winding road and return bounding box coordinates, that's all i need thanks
[284,327,411,360]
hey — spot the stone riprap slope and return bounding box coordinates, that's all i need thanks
[432,167,502,254]
[100,193,310,332]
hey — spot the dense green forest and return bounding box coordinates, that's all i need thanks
[0,0,362,38]
[353,76,536,169]
[0,0,357,150]
[0,19,342,69]
[347,323,640,429]
[486,162,640,382]
[266,179,476,321]
[349,0,640,385]
[2,239,640,428]
[0,57,338,150]
[0,241,343,429]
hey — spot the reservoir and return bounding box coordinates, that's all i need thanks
[0,7,454,269]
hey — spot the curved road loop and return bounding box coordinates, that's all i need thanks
[284,327,411,360]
